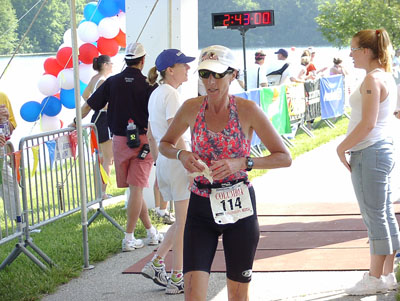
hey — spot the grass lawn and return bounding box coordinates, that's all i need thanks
[0,114,397,300]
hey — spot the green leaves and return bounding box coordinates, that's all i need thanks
[0,0,18,55]
[316,0,400,48]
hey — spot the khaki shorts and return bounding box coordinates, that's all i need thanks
[112,135,153,188]
[156,154,190,202]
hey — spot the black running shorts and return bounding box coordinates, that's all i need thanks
[91,111,112,143]
[183,186,259,283]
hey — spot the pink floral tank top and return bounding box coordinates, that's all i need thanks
[191,95,251,197]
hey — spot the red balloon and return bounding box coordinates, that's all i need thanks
[44,57,63,76]
[97,37,119,57]
[79,43,99,64]
[114,30,126,48]
[56,47,73,68]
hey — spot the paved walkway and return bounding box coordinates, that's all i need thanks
[42,137,399,300]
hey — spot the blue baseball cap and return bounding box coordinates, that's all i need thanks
[155,49,195,71]
[274,48,288,58]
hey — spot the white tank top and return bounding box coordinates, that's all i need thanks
[347,69,397,151]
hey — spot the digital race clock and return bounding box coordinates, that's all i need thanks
[212,10,274,29]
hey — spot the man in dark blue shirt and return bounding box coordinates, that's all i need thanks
[86,43,163,251]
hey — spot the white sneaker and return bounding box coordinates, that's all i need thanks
[122,238,144,251]
[383,272,398,290]
[147,229,164,246]
[345,272,388,295]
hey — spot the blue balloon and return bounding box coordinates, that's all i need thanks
[60,88,76,109]
[83,2,105,24]
[41,96,62,117]
[115,0,125,12]
[98,0,120,17]
[20,101,42,122]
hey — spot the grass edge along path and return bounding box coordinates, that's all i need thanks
[0,115,398,300]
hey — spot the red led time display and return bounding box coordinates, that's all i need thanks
[212,10,274,29]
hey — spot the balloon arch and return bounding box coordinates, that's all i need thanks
[20,0,126,131]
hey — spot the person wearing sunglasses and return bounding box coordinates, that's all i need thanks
[337,28,400,295]
[141,49,195,295]
[158,45,292,300]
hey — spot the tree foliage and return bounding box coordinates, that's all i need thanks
[0,0,18,55]
[11,0,87,54]
[316,0,400,48]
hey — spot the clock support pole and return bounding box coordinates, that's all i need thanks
[238,27,250,91]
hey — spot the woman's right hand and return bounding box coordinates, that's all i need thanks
[178,150,205,173]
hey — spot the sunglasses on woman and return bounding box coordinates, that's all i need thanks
[198,69,234,79]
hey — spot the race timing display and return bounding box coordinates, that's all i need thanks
[212,10,274,29]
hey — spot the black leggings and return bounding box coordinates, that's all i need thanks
[183,186,259,283]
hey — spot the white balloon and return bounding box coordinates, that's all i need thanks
[118,12,126,33]
[38,74,60,96]
[63,29,72,45]
[98,17,120,39]
[57,68,75,90]
[77,21,99,43]
[41,114,61,132]
[79,63,95,84]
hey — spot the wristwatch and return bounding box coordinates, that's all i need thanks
[245,156,254,171]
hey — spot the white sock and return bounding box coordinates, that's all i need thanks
[158,209,166,216]
[155,207,160,213]
[146,226,157,236]
[125,232,134,241]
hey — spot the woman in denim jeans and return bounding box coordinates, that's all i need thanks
[337,28,400,296]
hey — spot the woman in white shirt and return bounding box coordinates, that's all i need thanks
[141,49,195,295]
[337,28,400,296]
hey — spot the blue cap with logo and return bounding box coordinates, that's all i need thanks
[155,49,195,71]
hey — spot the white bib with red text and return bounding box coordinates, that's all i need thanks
[210,182,253,224]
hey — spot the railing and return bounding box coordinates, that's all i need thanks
[0,124,123,271]
[235,75,348,150]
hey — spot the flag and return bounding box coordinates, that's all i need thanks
[260,86,291,134]
[320,75,345,119]
[31,146,39,177]
[45,140,56,168]
[99,163,110,184]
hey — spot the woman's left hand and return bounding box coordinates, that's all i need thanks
[337,144,351,172]
[210,158,245,181]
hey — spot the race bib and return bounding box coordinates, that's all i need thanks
[210,182,253,224]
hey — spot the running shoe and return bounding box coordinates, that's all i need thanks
[383,272,398,290]
[157,211,175,225]
[147,229,164,245]
[122,238,144,252]
[141,261,168,287]
[345,272,388,295]
[165,277,184,294]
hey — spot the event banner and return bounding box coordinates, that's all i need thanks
[260,86,291,135]
[319,75,345,119]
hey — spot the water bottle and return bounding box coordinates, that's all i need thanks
[126,119,140,148]
[137,144,150,160]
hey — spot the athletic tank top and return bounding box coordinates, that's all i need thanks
[347,69,397,151]
[191,95,250,197]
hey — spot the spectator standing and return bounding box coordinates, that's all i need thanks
[0,92,17,219]
[330,57,349,76]
[337,28,400,296]
[83,43,163,251]
[238,50,268,90]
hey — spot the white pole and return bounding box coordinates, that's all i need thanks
[69,0,91,269]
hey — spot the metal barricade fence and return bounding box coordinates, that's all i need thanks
[0,124,123,271]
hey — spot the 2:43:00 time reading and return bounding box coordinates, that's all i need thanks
[212,10,275,28]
